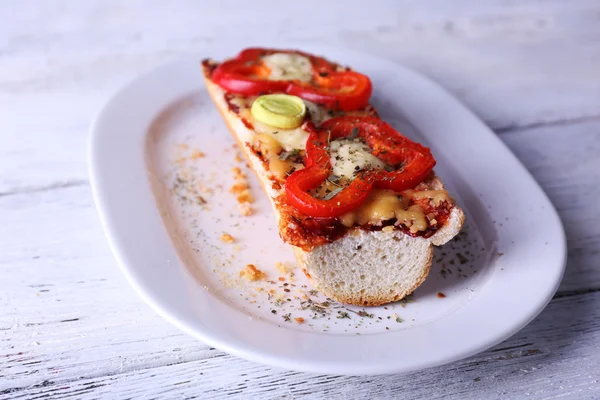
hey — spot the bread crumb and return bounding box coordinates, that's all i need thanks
[230,182,249,193]
[235,153,243,163]
[232,167,244,178]
[236,189,254,203]
[278,277,285,282]
[437,292,446,298]
[190,149,205,159]
[231,167,254,215]
[198,184,213,194]
[275,262,287,274]
[220,233,235,243]
[274,261,284,273]
[239,202,253,216]
[294,317,305,324]
[241,264,265,281]
[275,261,296,275]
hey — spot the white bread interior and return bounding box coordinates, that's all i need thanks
[204,76,465,306]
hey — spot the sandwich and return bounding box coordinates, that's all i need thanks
[202,48,464,306]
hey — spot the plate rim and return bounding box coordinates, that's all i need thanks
[89,43,567,375]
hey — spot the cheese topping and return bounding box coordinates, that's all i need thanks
[253,120,309,152]
[227,95,252,110]
[252,134,293,179]
[396,205,428,233]
[329,139,386,179]
[304,100,330,126]
[341,190,407,227]
[339,189,429,233]
[237,106,309,152]
[262,53,313,82]
[412,190,450,206]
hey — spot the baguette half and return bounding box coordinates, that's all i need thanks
[203,63,464,306]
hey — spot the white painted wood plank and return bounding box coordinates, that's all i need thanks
[2,291,599,399]
[1,0,599,193]
[501,120,600,292]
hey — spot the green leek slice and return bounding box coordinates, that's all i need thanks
[251,94,306,129]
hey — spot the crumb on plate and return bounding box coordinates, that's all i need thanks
[240,264,265,281]
[220,233,235,243]
[236,190,254,203]
[239,202,253,216]
[198,184,213,194]
[232,167,244,179]
[275,261,296,275]
[190,149,205,159]
[275,262,287,274]
[231,167,254,216]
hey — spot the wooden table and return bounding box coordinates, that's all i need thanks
[2,1,599,398]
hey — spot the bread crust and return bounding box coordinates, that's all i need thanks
[202,64,464,306]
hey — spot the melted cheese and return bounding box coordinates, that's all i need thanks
[228,95,252,110]
[263,53,313,82]
[252,134,292,179]
[253,120,309,152]
[304,100,330,126]
[239,107,310,152]
[355,190,408,226]
[329,139,386,179]
[309,180,341,200]
[340,190,405,227]
[396,205,428,233]
[340,189,428,232]
[252,133,282,156]
[412,190,450,206]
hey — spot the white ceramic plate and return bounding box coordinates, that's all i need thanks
[89,44,566,375]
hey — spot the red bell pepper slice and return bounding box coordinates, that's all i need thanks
[287,70,372,111]
[211,58,288,95]
[211,48,372,111]
[284,116,436,218]
[285,127,373,217]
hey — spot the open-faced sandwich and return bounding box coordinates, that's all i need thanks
[202,48,465,306]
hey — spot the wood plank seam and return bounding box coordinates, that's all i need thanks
[0,179,88,198]
[494,114,600,134]
[553,287,600,299]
